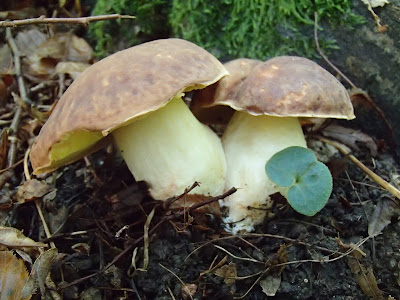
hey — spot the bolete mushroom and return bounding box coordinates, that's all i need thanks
[191,56,355,233]
[30,39,229,200]
[191,58,262,125]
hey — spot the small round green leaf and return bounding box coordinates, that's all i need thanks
[265,146,333,216]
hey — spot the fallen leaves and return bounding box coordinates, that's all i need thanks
[14,30,93,79]
[16,179,55,203]
[22,248,58,298]
[0,251,31,300]
[0,226,47,249]
[368,197,400,237]
[338,239,384,300]
[321,124,378,157]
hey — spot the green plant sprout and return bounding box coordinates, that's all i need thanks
[265,146,333,216]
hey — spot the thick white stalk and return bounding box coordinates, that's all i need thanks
[221,112,307,233]
[112,97,226,200]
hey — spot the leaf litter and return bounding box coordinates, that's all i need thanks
[0,1,399,299]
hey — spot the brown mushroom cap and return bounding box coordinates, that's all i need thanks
[30,38,229,174]
[191,58,262,124]
[194,56,355,120]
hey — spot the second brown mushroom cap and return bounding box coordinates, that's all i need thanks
[192,56,355,233]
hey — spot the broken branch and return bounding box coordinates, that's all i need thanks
[0,14,135,28]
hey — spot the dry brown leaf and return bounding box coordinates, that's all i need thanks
[214,262,237,285]
[0,226,47,248]
[338,239,384,299]
[322,124,377,156]
[15,30,93,78]
[181,283,197,300]
[0,251,31,300]
[361,0,389,8]
[0,44,14,76]
[16,179,54,203]
[15,29,47,58]
[55,62,91,80]
[260,274,282,297]
[368,197,400,237]
[347,256,384,300]
[22,248,58,298]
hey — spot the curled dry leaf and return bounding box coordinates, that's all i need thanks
[0,226,47,248]
[214,262,237,286]
[321,124,378,156]
[55,62,91,80]
[260,274,282,297]
[361,0,389,8]
[0,251,31,300]
[338,239,384,300]
[0,44,13,76]
[22,248,58,298]
[16,179,54,203]
[368,197,400,237]
[346,256,384,300]
[15,30,93,78]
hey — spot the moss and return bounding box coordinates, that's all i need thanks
[89,0,169,57]
[89,0,364,59]
[169,0,364,60]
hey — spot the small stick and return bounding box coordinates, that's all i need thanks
[60,187,237,289]
[0,14,135,28]
[318,136,400,201]
[24,148,56,249]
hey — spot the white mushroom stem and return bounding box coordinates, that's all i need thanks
[221,111,307,233]
[112,96,227,200]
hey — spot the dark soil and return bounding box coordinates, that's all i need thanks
[11,143,399,299]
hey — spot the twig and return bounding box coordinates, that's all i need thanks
[314,12,356,88]
[24,148,56,249]
[318,136,400,202]
[6,29,32,105]
[59,187,237,290]
[0,14,136,28]
[159,263,193,300]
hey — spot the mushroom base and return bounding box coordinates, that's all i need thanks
[221,112,307,233]
[112,97,227,200]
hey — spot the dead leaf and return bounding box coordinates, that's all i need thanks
[181,283,197,300]
[338,239,384,299]
[16,179,54,203]
[15,30,93,78]
[0,44,14,76]
[0,251,31,300]
[15,29,47,58]
[55,62,91,80]
[322,124,378,157]
[260,274,282,297]
[214,262,237,285]
[347,256,384,300]
[361,0,389,8]
[22,248,58,298]
[0,226,47,248]
[368,197,399,237]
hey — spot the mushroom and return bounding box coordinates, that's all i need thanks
[191,58,262,125]
[30,39,229,200]
[191,56,355,233]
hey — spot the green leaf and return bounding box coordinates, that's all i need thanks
[265,146,333,216]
